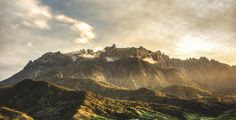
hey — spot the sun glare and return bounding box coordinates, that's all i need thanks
[176,36,216,55]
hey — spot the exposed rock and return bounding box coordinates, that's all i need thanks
[1,45,236,94]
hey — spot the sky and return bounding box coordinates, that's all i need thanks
[0,0,236,80]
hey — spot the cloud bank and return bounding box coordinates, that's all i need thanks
[55,14,95,44]
[3,0,95,43]
[15,0,53,29]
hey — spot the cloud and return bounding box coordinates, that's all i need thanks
[1,0,236,80]
[15,0,95,44]
[6,0,96,44]
[27,42,33,47]
[55,14,95,44]
[71,0,236,63]
[27,42,42,54]
[15,0,53,29]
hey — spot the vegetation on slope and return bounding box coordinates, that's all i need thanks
[0,79,235,120]
[0,106,33,120]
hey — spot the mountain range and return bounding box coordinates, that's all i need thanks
[0,44,236,119]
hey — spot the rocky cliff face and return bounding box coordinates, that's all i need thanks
[166,57,236,93]
[1,44,236,94]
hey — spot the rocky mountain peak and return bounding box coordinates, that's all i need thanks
[100,44,168,63]
[1,45,236,94]
[104,44,116,52]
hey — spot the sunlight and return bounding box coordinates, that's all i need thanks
[176,36,216,55]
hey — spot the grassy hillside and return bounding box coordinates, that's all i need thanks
[0,79,235,119]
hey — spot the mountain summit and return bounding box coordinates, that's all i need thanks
[1,44,236,94]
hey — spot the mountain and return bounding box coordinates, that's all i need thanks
[0,79,235,120]
[45,77,168,101]
[2,44,235,94]
[0,79,184,119]
[0,44,236,119]
[167,57,236,94]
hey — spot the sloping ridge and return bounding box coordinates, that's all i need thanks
[51,77,167,101]
[162,85,212,99]
[0,79,178,120]
[0,79,235,119]
[0,79,86,120]
[57,78,235,117]
[0,106,33,120]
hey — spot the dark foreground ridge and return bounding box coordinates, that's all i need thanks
[0,79,235,120]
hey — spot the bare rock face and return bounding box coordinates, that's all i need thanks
[166,57,236,93]
[1,44,236,94]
